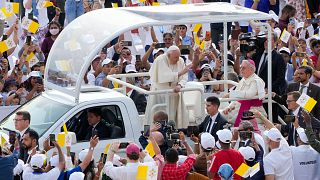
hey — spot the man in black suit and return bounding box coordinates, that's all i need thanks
[85,107,112,140]
[198,96,228,141]
[13,111,30,163]
[252,32,286,123]
[277,91,320,146]
[273,66,320,119]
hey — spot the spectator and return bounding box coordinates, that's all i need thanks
[310,39,320,70]
[193,132,216,177]
[223,60,266,127]
[145,45,191,128]
[252,110,295,180]
[238,145,265,180]
[278,4,297,31]
[175,25,194,47]
[41,21,62,60]
[162,133,196,180]
[19,71,44,104]
[198,96,228,141]
[65,0,84,23]
[290,127,320,180]
[279,47,294,84]
[208,129,245,180]
[94,58,116,88]
[0,137,19,180]
[22,142,65,180]
[103,142,141,180]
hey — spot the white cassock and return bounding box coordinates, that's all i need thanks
[145,54,188,128]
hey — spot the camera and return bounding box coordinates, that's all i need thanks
[166,132,181,147]
[239,33,266,54]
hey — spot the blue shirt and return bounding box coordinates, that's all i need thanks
[57,165,82,180]
[0,150,19,180]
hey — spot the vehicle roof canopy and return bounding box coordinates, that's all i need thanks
[44,2,271,103]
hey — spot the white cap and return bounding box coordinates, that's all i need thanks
[79,149,93,162]
[238,146,256,161]
[216,129,232,143]
[316,13,320,18]
[200,132,215,150]
[92,55,101,61]
[0,94,3,99]
[28,71,41,77]
[69,172,85,180]
[30,154,46,169]
[264,128,282,142]
[269,10,279,23]
[279,47,291,54]
[296,128,308,143]
[125,64,137,73]
[101,58,113,66]
[200,63,211,70]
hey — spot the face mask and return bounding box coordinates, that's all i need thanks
[49,29,60,36]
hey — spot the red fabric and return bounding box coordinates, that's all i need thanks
[162,155,196,180]
[234,99,263,127]
[310,55,318,67]
[209,149,245,180]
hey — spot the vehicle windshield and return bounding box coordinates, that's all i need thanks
[1,95,72,136]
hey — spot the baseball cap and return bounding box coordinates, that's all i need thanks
[155,48,165,54]
[216,129,232,143]
[279,47,291,55]
[238,146,256,161]
[69,172,85,180]
[316,13,320,18]
[92,55,101,61]
[30,154,46,169]
[125,64,137,73]
[29,71,41,77]
[218,163,234,180]
[126,143,140,155]
[296,128,308,143]
[78,149,93,162]
[200,64,211,70]
[101,58,113,66]
[200,132,215,150]
[264,128,282,142]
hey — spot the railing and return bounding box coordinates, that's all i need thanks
[108,73,288,125]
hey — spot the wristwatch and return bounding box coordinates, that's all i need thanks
[89,147,94,151]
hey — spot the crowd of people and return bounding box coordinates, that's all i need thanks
[0,0,320,179]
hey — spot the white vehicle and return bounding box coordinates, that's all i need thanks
[0,2,272,159]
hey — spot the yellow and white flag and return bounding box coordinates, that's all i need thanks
[280,29,291,44]
[235,162,260,178]
[0,135,7,147]
[111,3,118,8]
[5,2,19,14]
[37,0,54,9]
[152,2,160,6]
[0,7,13,20]
[0,38,16,53]
[145,142,155,157]
[180,0,188,4]
[136,165,158,180]
[21,18,39,34]
[103,144,110,154]
[26,52,39,67]
[296,93,317,112]
[193,23,202,33]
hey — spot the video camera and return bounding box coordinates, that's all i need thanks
[163,120,181,147]
[239,33,266,54]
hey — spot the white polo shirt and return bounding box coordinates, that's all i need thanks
[290,145,320,180]
[263,139,294,180]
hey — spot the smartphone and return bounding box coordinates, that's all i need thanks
[239,131,252,140]
[136,55,141,61]
[155,43,166,49]
[307,18,320,24]
[289,17,295,25]
[242,111,254,117]
[144,125,150,137]
[26,36,31,46]
[100,153,107,164]
[218,34,224,42]
[119,142,130,149]
[205,31,211,40]
[49,134,55,146]
[284,115,295,123]
[122,41,132,46]
[231,29,241,40]
[296,52,306,57]
[28,13,33,20]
